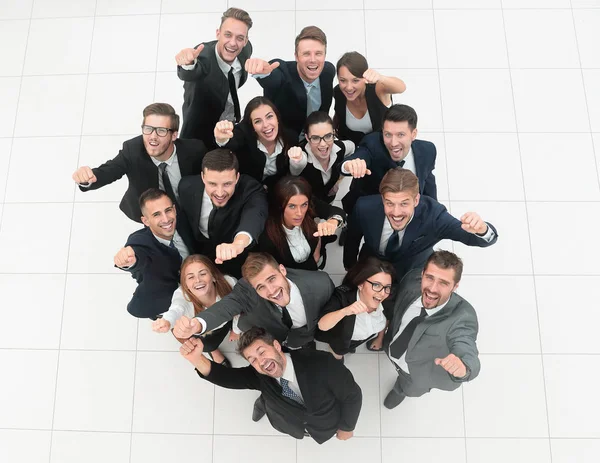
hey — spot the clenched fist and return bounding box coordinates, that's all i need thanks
[363,68,382,84]
[244,58,280,75]
[174,315,201,339]
[435,353,467,378]
[343,159,371,178]
[214,120,234,144]
[114,246,136,268]
[344,299,369,316]
[175,44,204,66]
[460,212,488,235]
[152,318,171,333]
[287,146,304,163]
[72,166,97,185]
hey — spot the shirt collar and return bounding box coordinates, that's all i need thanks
[257,139,283,155]
[419,295,451,317]
[301,76,320,91]
[305,142,340,173]
[152,232,172,248]
[283,225,303,236]
[215,46,241,75]
[280,353,298,385]
[150,145,177,167]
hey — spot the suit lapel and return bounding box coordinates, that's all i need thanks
[290,64,308,111]
[366,198,386,252]
[407,293,456,352]
[174,140,191,175]
[290,270,317,330]
[289,352,311,410]
[412,141,426,194]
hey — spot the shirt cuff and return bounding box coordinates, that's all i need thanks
[340,161,350,175]
[194,317,207,335]
[252,72,271,79]
[234,231,253,246]
[476,224,495,242]
[78,182,92,188]
[342,140,356,156]
[215,139,227,148]
[180,59,197,70]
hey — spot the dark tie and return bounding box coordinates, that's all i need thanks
[158,163,177,204]
[396,160,406,168]
[281,306,293,329]
[280,377,304,405]
[169,240,176,249]
[228,68,241,123]
[207,207,217,237]
[390,307,428,359]
[385,230,400,255]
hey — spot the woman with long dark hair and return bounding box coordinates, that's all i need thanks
[258,176,346,270]
[316,256,396,359]
[214,96,297,190]
[152,254,237,366]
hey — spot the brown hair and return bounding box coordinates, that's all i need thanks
[241,252,281,282]
[383,104,418,131]
[336,51,368,78]
[265,177,318,258]
[379,168,419,197]
[424,250,464,284]
[143,103,180,132]
[180,255,233,316]
[236,326,276,356]
[342,256,396,289]
[138,188,171,214]
[202,148,239,174]
[295,26,327,53]
[220,7,253,31]
[242,96,294,154]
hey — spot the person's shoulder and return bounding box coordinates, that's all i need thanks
[361,131,383,148]
[356,194,382,211]
[412,138,436,156]
[291,347,332,366]
[322,61,335,77]
[237,173,265,193]
[175,137,206,151]
[122,135,145,154]
[125,227,155,246]
[179,174,202,189]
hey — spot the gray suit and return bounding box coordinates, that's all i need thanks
[196,268,334,349]
[383,269,480,397]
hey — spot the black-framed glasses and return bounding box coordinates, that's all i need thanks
[365,280,392,294]
[308,132,334,144]
[141,125,174,137]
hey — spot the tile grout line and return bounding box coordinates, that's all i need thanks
[47,1,99,462]
[127,319,140,463]
[499,5,554,461]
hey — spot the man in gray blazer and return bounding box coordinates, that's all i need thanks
[383,250,480,409]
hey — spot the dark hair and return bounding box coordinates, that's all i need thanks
[382,104,418,131]
[143,103,179,132]
[342,256,396,289]
[424,250,464,284]
[265,177,318,258]
[379,168,419,197]
[138,188,171,213]
[242,96,293,154]
[201,148,239,174]
[241,252,281,282]
[221,7,253,31]
[295,25,327,53]
[336,51,368,78]
[236,326,276,356]
[304,110,334,136]
[179,255,233,316]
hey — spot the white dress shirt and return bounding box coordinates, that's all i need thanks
[388,296,449,372]
[152,231,189,260]
[198,189,254,244]
[283,225,311,263]
[150,146,182,200]
[351,291,387,341]
[289,140,356,184]
[277,353,304,400]
[257,139,283,179]
[281,278,308,329]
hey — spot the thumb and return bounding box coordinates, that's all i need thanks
[313,231,320,237]
[193,44,204,57]
[434,358,442,365]
[269,61,280,71]
[365,169,372,175]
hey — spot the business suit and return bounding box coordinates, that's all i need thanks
[257,60,336,138]
[220,121,296,190]
[384,269,480,396]
[78,136,206,223]
[195,268,334,349]
[178,173,268,278]
[344,194,498,280]
[341,133,437,213]
[121,225,195,319]
[178,40,253,148]
[196,348,362,443]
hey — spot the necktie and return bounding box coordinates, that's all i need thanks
[280,377,304,405]
[385,230,400,255]
[390,307,428,359]
[207,207,217,238]
[158,163,177,204]
[306,84,316,116]
[228,68,241,123]
[169,239,176,249]
[396,160,406,168]
[281,306,293,329]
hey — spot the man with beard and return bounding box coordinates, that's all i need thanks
[180,326,362,443]
[177,149,268,278]
[173,252,334,421]
[244,26,335,139]
[343,168,498,281]
[72,103,206,223]
[383,251,480,409]
[114,189,196,319]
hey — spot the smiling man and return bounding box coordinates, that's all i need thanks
[72,103,206,223]
[114,188,196,319]
[181,326,361,443]
[343,168,498,281]
[243,26,335,139]
[382,251,480,409]
[176,8,253,149]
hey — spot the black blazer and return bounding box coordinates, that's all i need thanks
[121,226,193,319]
[178,173,268,278]
[178,40,253,148]
[296,139,351,204]
[341,133,437,213]
[258,199,346,271]
[197,348,362,443]
[196,268,334,348]
[333,83,388,146]
[257,60,335,138]
[221,121,296,190]
[344,195,499,280]
[79,136,206,223]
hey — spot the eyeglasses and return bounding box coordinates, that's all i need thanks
[365,280,393,294]
[308,132,334,144]
[141,125,173,137]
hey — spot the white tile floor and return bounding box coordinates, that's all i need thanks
[1,1,599,461]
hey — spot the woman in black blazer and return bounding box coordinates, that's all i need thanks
[258,176,346,271]
[288,111,355,204]
[316,257,396,359]
[333,51,406,146]
[214,96,297,190]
